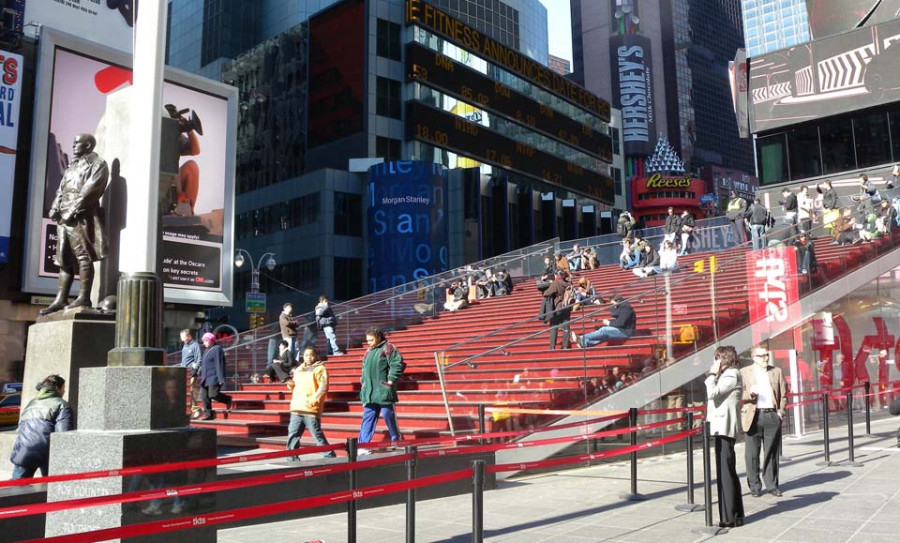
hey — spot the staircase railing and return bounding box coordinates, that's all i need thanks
[432,216,900,435]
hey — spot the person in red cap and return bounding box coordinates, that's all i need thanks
[198,332,232,420]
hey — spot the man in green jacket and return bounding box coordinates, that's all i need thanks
[357,326,405,455]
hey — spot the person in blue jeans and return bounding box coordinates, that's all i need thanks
[286,347,336,460]
[315,296,344,356]
[572,295,636,348]
[10,375,73,479]
[357,327,405,455]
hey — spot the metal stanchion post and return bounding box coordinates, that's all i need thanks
[817,393,834,466]
[478,404,486,445]
[844,391,863,467]
[620,407,646,501]
[864,382,874,436]
[676,411,704,512]
[693,421,723,535]
[347,437,358,543]
[406,446,417,543]
[472,460,485,543]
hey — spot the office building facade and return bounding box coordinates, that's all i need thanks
[740,0,810,57]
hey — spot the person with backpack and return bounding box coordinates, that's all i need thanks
[357,327,406,455]
[542,270,573,350]
[617,211,635,240]
[315,296,344,356]
[571,295,636,348]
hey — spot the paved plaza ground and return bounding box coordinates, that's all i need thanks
[219,414,900,543]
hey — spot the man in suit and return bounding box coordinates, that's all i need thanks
[741,346,787,497]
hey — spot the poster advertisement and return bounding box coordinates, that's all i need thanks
[25,29,236,306]
[608,33,656,156]
[367,161,449,292]
[746,246,801,344]
[24,0,135,52]
[0,49,23,265]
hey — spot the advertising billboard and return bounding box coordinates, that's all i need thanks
[0,48,22,265]
[24,29,237,306]
[749,17,900,133]
[805,0,900,40]
[746,246,801,344]
[367,161,449,292]
[609,34,656,156]
[24,0,135,52]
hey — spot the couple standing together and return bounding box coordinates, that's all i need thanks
[705,345,787,528]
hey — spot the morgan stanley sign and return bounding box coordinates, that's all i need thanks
[610,34,656,156]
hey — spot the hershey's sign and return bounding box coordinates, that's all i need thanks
[610,34,656,156]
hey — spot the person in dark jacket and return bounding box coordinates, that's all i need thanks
[357,327,406,454]
[315,296,344,356]
[279,303,301,360]
[679,210,695,255]
[268,340,294,383]
[663,207,681,244]
[571,295,636,348]
[747,198,770,250]
[617,211,635,240]
[726,191,748,244]
[793,233,817,275]
[198,332,232,420]
[10,374,73,479]
[542,270,572,350]
[820,179,838,210]
[632,243,661,278]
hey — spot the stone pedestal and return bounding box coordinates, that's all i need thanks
[22,314,116,420]
[45,366,217,542]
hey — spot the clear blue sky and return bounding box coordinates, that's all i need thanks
[539,0,573,64]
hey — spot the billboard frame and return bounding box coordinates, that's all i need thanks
[23,27,238,307]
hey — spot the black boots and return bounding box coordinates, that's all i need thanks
[39,270,73,315]
[64,262,94,310]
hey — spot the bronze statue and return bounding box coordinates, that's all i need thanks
[40,134,110,316]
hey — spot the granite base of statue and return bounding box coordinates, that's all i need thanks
[39,88,217,542]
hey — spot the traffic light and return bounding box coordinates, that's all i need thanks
[256,313,265,327]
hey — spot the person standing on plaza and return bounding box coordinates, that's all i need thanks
[741,345,787,497]
[198,332,233,420]
[315,296,344,356]
[726,191,748,244]
[279,303,301,360]
[705,346,745,528]
[357,327,405,455]
[286,347,336,460]
[9,375,73,479]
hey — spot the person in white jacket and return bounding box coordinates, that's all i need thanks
[705,345,745,528]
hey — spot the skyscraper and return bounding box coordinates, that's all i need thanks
[741,0,810,57]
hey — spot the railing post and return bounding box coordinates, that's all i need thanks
[864,381,874,436]
[347,437,358,543]
[817,392,833,466]
[676,411,703,512]
[844,391,863,467]
[701,421,714,527]
[472,460,484,543]
[620,407,646,501]
[406,446,417,543]
[478,404,486,445]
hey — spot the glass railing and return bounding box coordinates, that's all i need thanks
[432,213,900,452]
[165,239,560,377]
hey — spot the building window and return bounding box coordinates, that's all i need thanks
[376,136,402,161]
[334,192,363,236]
[276,258,320,292]
[376,19,402,61]
[854,111,891,169]
[376,77,402,119]
[334,258,363,300]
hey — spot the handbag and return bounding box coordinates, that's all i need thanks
[823,209,840,229]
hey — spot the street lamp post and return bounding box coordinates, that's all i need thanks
[234,249,276,293]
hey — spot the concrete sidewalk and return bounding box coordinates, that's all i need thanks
[219,415,900,543]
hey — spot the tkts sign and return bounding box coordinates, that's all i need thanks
[746,247,800,343]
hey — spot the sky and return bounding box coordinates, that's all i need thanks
[539,0,573,64]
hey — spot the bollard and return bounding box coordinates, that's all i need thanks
[619,407,646,501]
[676,411,704,512]
[347,437,358,543]
[817,392,834,466]
[472,460,485,543]
[844,391,863,467]
[406,446,417,543]
[701,421,714,528]
[864,382,874,436]
[478,404,486,446]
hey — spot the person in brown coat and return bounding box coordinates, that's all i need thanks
[541,270,572,350]
[741,346,787,497]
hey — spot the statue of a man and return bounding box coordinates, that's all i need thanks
[40,134,110,315]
